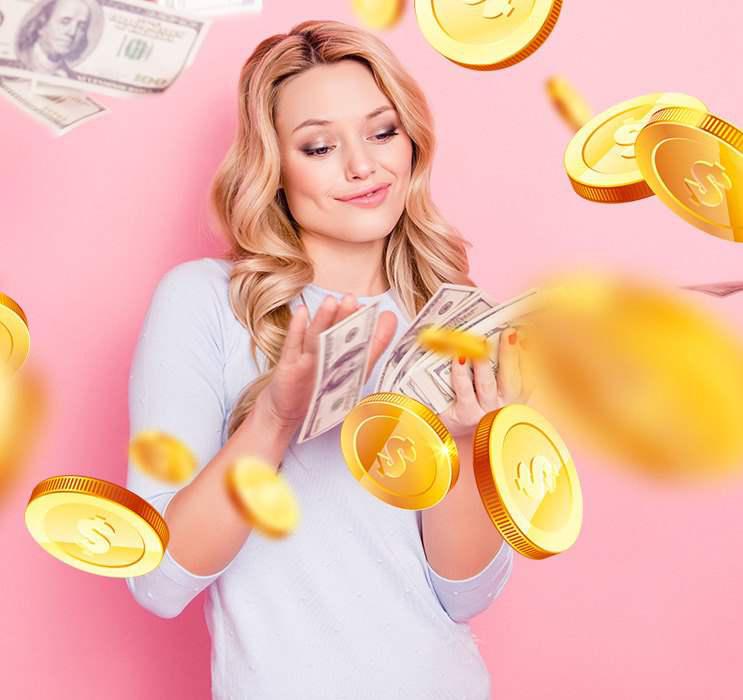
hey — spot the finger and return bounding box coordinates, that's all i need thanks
[281,304,308,365]
[332,293,359,325]
[450,354,478,409]
[496,327,522,402]
[364,310,398,384]
[519,327,538,402]
[303,295,338,355]
[473,354,500,412]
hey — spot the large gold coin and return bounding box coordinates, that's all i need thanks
[225,457,300,538]
[545,75,593,132]
[341,392,458,509]
[414,0,562,70]
[417,326,491,360]
[636,108,743,242]
[528,272,743,479]
[0,292,30,373]
[564,93,707,203]
[25,475,168,577]
[473,403,582,559]
[129,430,197,484]
[352,0,405,29]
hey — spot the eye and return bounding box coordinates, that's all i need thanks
[372,128,399,142]
[302,144,334,158]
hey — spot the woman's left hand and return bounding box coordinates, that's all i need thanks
[438,326,534,439]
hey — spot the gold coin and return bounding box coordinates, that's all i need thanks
[545,75,593,132]
[414,0,562,70]
[564,93,707,203]
[341,392,458,509]
[417,326,491,360]
[473,403,582,559]
[0,292,30,373]
[528,272,743,479]
[25,475,168,577]
[636,107,743,242]
[352,0,405,28]
[129,430,197,484]
[225,457,299,537]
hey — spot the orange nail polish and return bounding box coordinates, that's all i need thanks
[458,356,466,364]
[508,330,518,345]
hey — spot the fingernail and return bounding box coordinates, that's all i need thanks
[458,356,466,365]
[508,329,518,345]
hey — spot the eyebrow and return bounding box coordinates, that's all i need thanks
[291,105,394,134]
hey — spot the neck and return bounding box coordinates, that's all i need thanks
[302,230,390,297]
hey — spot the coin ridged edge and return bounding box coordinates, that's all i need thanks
[357,391,459,473]
[646,107,743,151]
[452,0,563,70]
[568,177,654,203]
[27,475,169,547]
[0,292,29,327]
[472,409,552,559]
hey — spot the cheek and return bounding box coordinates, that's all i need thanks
[283,155,335,201]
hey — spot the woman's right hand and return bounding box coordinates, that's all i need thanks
[256,293,398,432]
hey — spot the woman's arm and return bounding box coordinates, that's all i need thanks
[163,399,295,576]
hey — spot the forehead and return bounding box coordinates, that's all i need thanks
[51,0,89,18]
[275,60,392,132]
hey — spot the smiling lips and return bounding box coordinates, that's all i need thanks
[337,183,391,206]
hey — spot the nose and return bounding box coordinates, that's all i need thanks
[344,138,376,181]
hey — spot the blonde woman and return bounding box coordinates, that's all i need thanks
[126,19,529,700]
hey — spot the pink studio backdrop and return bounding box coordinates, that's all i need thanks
[2,1,742,698]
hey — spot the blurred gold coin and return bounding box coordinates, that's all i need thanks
[636,108,742,242]
[417,326,491,360]
[564,93,707,203]
[473,404,582,559]
[341,392,458,509]
[225,457,299,537]
[352,0,404,28]
[25,475,168,577]
[545,75,593,132]
[528,271,743,479]
[414,0,562,70]
[0,292,30,373]
[129,430,197,484]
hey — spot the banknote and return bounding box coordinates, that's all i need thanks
[375,284,484,393]
[157,0,261,17]
[681,281,743,298]
[297,301,380,444]
[0,0,209,98]
[0,75,107,133]
[399,288,543,414]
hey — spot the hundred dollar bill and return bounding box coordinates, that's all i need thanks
[157,0,261,17]
[0,0,210,98]
[681,281,743,298]
[297,301,380,444]
[0,75,107,133]
[400,288,543,414]
[376,284,482,393]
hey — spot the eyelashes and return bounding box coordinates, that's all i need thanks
[301,128,400,158]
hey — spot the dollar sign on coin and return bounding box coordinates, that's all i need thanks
[0,292,30,374]
[415,0,562,70]
[635,108,742,242]
[564,93,707,203]
[25,475,168,577]
[341,392,458,509]
[473,403,582,559]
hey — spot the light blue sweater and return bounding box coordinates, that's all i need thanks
[125,257,514,700]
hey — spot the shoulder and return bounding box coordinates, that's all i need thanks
[155,257,230,308]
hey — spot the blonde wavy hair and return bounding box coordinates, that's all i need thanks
[210,19,475,439]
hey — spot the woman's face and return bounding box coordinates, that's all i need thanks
[274,59,413,245]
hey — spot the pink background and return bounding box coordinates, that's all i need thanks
[3,0,742,698]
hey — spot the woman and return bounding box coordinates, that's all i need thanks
[126,19,529,700]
